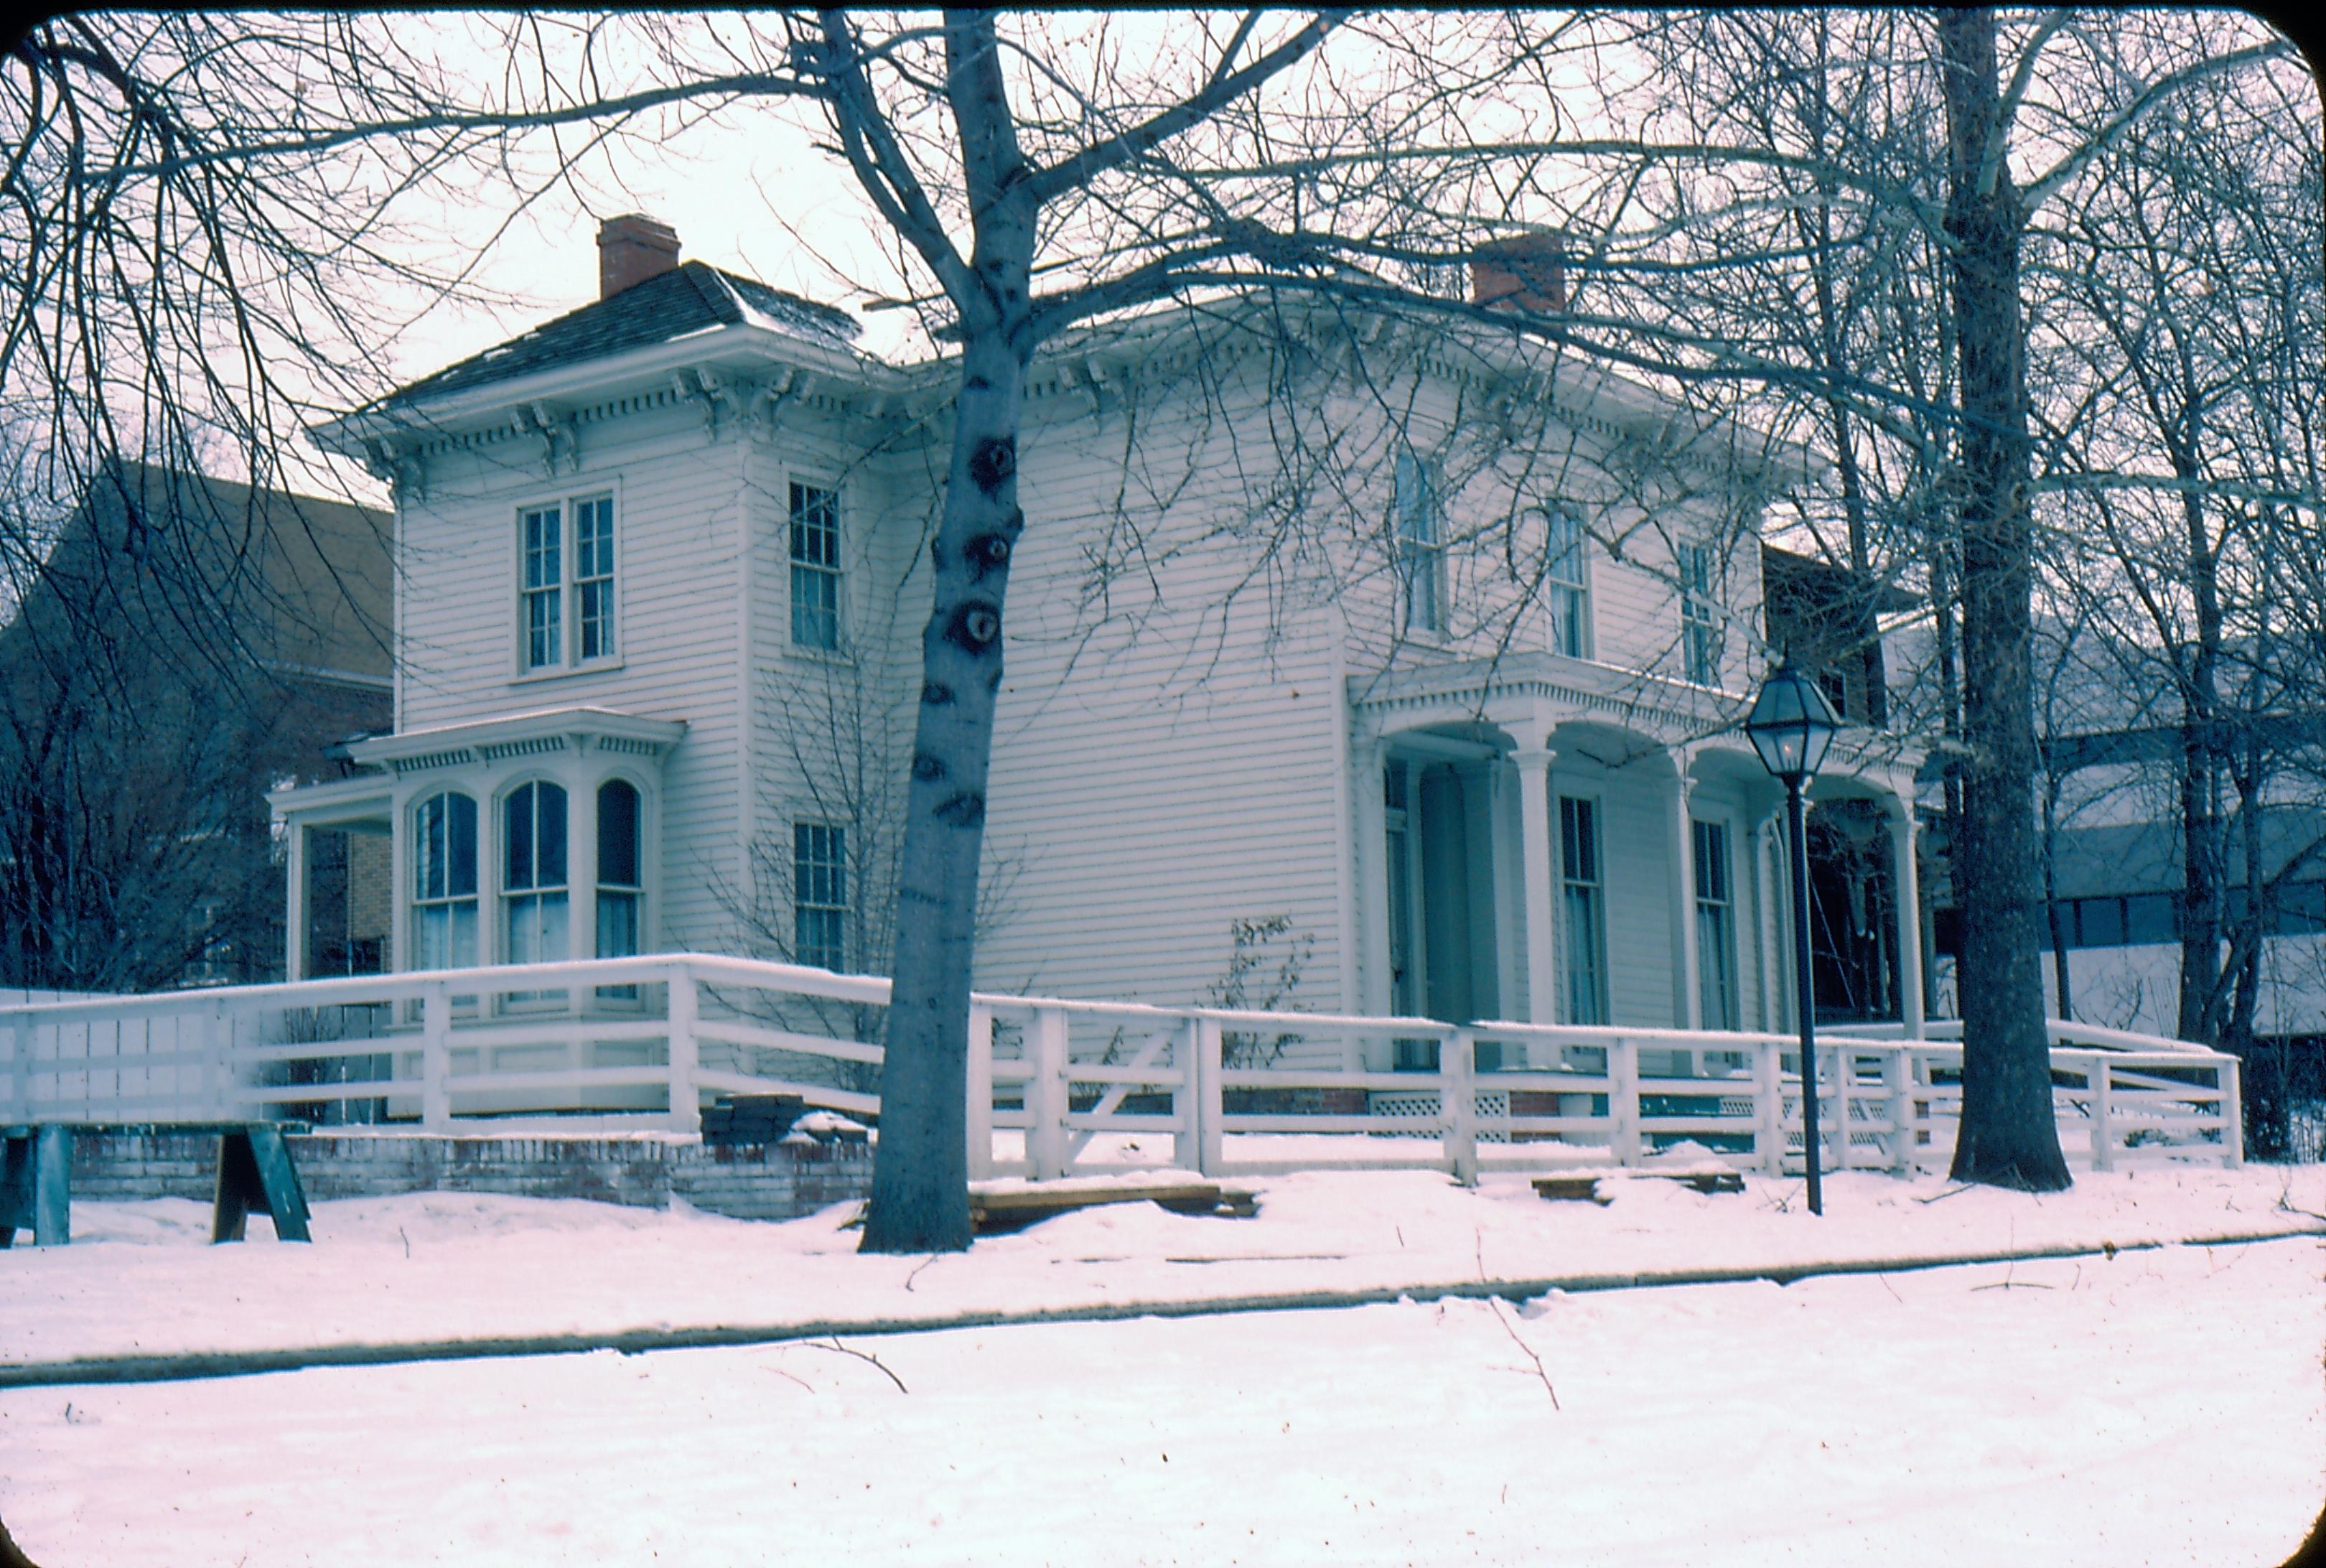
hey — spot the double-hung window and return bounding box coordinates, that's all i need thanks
[790,482,842,650]
[1395,451,1442,636]
[518,495,617,673]
[1677,540,1722,686]
[793,821,846,971]
[1559,795,1608,1027]
[1693,818,1739,1032]
[1545,507,1592,659]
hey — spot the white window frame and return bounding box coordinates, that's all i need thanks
[1394,449,1444,638]
[788,480,844,653]
[793,819,847,972]
[1677,538,1722,688]
[1692,813,1741,1034]
[1557,791,1610,1028]
[513,490,621,677]
[594,774,648,1001]
[1543,505,1593,660]
[499,776,571,1007]
[411,789,480,973]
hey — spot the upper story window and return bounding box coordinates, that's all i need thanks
[1394,450,1442,636]
[518,494,617,673]
[1818,668,1851,720]
[1677,539,1722,687]
[1544,507,1592,660]
[790,482,842,650]
[412,790,478,970]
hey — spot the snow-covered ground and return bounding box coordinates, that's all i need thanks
[2,1159,2322,1564]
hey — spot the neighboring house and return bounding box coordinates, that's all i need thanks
[274,215,1929,1077]
[2024,798,2326,1043]
[0,462,392,990]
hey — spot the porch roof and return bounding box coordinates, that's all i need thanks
[1349,649,1740,741]
[342,706,688,776]
[1350,648,1920,795]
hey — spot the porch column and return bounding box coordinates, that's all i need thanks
[1353,741,1393,1017]
[284,819,308,983]
[1888,797,1926,1039]
[1668,749,1701,1031]
[1511,749,1559,1025]
[1754,813,1785,1032]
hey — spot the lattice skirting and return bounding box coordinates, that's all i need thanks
[1366,1090,1513,1144]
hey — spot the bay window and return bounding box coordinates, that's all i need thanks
[412,791,478,970]
[503,780,569,971]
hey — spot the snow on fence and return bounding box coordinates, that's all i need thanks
[0,955,2242,1179]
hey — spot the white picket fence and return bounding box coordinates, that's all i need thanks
[0,953,2243,1179]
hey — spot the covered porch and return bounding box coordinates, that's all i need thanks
[1349,653,1928,1078]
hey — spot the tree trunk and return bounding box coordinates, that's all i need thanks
[861,330,1028,1254]
[2174,472,2225,1043]
[1940,8,2070,1190]
[859,14,1037,1253]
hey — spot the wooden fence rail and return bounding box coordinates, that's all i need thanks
[1,956,2243,1180]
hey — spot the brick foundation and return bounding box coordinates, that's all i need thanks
[64,1126,872,1223]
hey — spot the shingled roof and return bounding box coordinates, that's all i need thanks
[382,261,862,408]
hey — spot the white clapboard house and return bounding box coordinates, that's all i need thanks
[271,215,1933,1089]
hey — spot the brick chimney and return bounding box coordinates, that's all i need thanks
[597,213,681,299]
[1470,233,1566,314]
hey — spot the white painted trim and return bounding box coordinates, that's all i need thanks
[346,706,684,767]
[1328,635,1358,1015]
[508,477,627,682]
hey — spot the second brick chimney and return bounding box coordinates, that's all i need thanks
[597,213,681,299]
[1470,232,1567,314]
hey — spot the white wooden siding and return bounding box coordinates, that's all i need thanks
[398,406,748,953]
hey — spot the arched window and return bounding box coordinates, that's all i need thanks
[503,781,569,966]
[412,791,478,969]
[597,780,642,959]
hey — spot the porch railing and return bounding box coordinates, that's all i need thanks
[0,953,2243,1180]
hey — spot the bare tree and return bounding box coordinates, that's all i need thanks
[11,11,2306,1228]
[0,462,391,991]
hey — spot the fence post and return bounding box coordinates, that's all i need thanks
[1027,1005,1070,1181]
[1884,1046,1914,1174]
[667,961,701,1134]
[2219,1053,2243,1170]
[1174,1017,1210,1175]
[1610,1035,1640,1167]
[1444,1028,1478,1186]
[421,982,452,1133]
[2083,1053,2112,1173]
[215,999,243,1121]
[1828,1045,1850,1173]
[7,1008,27,1123]
[1752,1039,1783,1175]
[966,1003,995,1181]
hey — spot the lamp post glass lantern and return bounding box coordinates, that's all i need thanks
[1746,660,1841,1214]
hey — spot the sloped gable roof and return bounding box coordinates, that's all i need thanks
[382,261,860,408]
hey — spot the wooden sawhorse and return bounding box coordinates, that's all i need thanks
[0,1124,312,1246]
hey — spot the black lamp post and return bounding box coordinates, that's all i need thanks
[1745,658,1842,1215]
